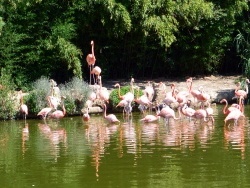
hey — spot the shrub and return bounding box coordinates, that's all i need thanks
[109,85,143,112]
[0,68,18,120]
[60,77,91,115]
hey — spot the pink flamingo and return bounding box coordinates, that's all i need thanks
[162,84,177,105]
[157,105,180,124]
[114,78,135,103]
[48,97,66,119]
[37,107,53,120]
[224,108,244,125]
[89,91,97,101]
[134,86,152,114]
[220,98,240,115]
[144,81,155,102]
[86,40,96,84]
[180,102,195,121]
[192,109,207,123]
[205,103,214,124]
[234,79,250,99]
[19,90,28,120]
[140,114,159,123]
[186,77,201,102]
[83,107,90,122]
[91,66,102,84]
[98,76,110,103]
[172,83,189,106]
[196,86,210,108]
[103,103,120,124]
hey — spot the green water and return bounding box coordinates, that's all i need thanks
[0,105,250,188]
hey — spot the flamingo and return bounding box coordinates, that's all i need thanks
[37,107,53,120]
[48,97,66,119]
[91,66,102,84]
[114,78,135,103]
[89,90,97,101]
[192,109,207,123]
[83,107,90,122]
[124,101,133,117]
[180,102,195,121]
[140,114,159,123]
[234,79,249,99]
[220,98,240,115]
[172,83,189,106]
[157,105,180,124]
[140,107,159,123]
[103,103,120,124]
[205,103,214,123]
[86,40,96,84]
[98,76,110,103]
[116,99,130,116]
[224,108,244,125]
[47,96,60,109]
[19,90,28,120]
[162,83,177,106]
[144,81,155,102]
[196,86,210,108]
[134,86,152,114]
[186,77,201,103]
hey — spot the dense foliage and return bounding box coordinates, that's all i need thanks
[0,0,250,89]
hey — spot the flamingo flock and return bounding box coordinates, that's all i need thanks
[20,40,250,128]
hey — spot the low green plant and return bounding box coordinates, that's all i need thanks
[26,76,51,115]
[60,77,91,115]
[109,85,143,111]
[0,68,18,120]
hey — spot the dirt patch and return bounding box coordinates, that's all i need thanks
[102,75,242,104]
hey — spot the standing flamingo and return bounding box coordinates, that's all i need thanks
[234,79,249,99]
[140,114,159,123]
[86,40,96,84]
[205,103,214,124]
[180,102,195,121]
[140,107,159,123]
[37,107,53,120]
[98,76,110,103]
[134,86,152,114]
[82,107,90,122]
[172,83,189,106]
[220,98,240,115]
[91,66,102,84]
[144,81,155,102]
[157,105,180,125]
[114,78,135,103]
[186,77,201,103]
[196,86,210,108]
[103,103,120,124]
[224,108,244,125]
[19,90,28,120]
[162,83,177,106]
[192,109,207,123]
[48,97,66,119]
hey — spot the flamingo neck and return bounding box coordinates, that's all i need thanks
[62,103,66,115]
[91,42,95,57]
[103,104,107,118]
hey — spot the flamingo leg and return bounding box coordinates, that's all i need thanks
[89,66,92,85]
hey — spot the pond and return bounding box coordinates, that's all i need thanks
[1,105,250,188]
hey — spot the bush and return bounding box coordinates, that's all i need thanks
[0,68,18,120]
[60,77,91,115]
[109,85,143,112]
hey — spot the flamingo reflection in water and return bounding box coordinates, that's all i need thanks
[22,122,29,157]
[224,117,246,159]
[38,122,67,162]
[85,121,118,180]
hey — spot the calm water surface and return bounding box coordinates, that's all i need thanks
[1,105,250,187]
